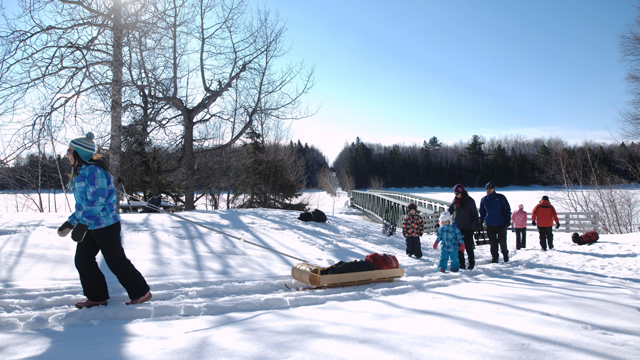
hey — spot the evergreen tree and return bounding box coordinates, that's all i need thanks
[346,137,373,189]
[465,135,486,186]
[490,144,510,184]
[535,144,553,185]
[424,136,443,151]
[235,129,306,210]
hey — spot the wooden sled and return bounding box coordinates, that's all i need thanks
[291,262,405,289]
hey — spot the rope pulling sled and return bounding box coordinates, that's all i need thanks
[118,180,404,289]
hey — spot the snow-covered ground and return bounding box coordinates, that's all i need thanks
[1,187,639,359]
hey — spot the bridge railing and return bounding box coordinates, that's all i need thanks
[367,190,451,214]
[351,190,447,233]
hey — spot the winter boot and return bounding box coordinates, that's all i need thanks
[125,291,152,306]
[75,299,108,309]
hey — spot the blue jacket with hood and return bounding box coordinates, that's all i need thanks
[479,192,511,227]
[67,164,120,230]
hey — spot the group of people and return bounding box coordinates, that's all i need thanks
[402,182,561,272]
[61,132,569,305]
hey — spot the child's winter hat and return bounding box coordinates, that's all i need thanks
[453,184,466,193]
[439,211,452,224]
[519,204,524,210]
[69,132,96,163]
[408,203,418,210]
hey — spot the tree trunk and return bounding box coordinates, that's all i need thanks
[110,0,124,209]
[184,115,196,210]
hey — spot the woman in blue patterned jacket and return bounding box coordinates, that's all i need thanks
[57,133,151,309]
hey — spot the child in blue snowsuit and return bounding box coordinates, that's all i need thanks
[433,211,465,272]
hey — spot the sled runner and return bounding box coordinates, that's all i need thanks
[291,262,404,289]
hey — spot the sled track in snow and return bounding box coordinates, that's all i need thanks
[3,252,639,331]
[0,267,484,331]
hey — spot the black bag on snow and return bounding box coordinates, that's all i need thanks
[572,230,599,245]
[142,196,162,213]
[311,209,327,223]
[319,260,374,275]
[298,212,313,222]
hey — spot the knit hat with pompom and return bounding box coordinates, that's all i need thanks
[439,211,452,224]
[69,132,96,163]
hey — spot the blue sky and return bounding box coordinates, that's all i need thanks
[265,0,639,163]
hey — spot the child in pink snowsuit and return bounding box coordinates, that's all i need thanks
[511,204,528,249]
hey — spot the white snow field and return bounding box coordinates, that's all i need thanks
[1,187,639,359]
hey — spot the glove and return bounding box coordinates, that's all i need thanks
[57,221,74,237]
[532,220,536,226]
[71,223,89,243]
[556,223,560,229]
[433,242,438,249]
[459,243,465,252]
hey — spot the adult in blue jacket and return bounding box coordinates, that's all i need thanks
[57,133,152,309]
[479,182,511,263]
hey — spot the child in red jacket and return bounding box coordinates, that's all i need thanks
[511,204,528,249]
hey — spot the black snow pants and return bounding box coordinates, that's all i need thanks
[487,225,509,262]
[405,236,423,258]
[538,226,554,250]
[457,229,475,269]
[75,222,150,302]
[515,228,527,249]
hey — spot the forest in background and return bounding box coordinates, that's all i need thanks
[0,135,328,212]
[3,132,640,234]
[333,135,640,191]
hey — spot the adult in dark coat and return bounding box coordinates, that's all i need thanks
[479,182,512,263]
[448,184,479,269]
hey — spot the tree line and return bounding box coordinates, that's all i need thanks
[333,135,640,190]
[0,137,328,211]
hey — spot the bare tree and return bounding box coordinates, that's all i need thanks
[620,7,640,141]
[318,167,339,215]
[0,0,162,194]
[129,0,314,210]
[552,143,640,234]
[369,175,385,190]
[339,169,355,197]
